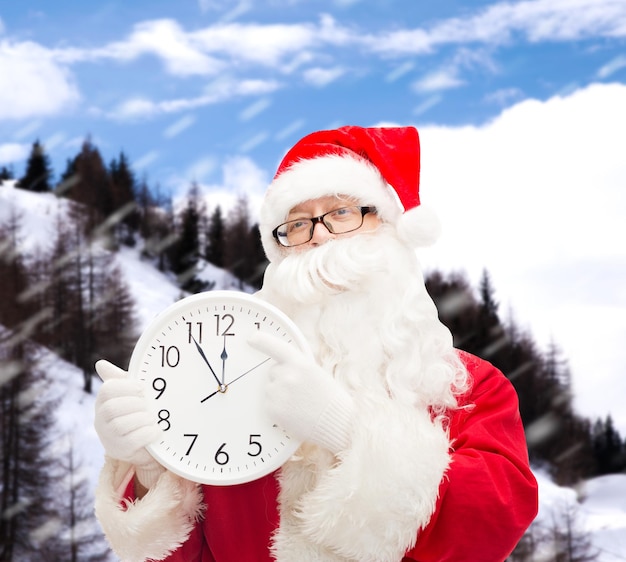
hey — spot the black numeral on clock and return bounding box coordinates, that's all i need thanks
[152,377,166,399]
[157,409,171,430]
[215,314,235,336]
[248,434,262,457]
[215,443,229,465]
[184,433,198,455]
[159,345,180,367]
[210,435,263,466]
[186,321,203,344]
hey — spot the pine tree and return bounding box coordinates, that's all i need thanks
[17,140,53,193]
[37,211,137,392]
[0,165,14,181]
[109,152,140,245]
[167,182,207,292]
[206,205,225,268]
[425,269,597,483]
[0,338,68,561]
[247,223,268,289]
[57,157,79,197]
[63,138,114,240]
[592,415,625,475]
[136,180,176,271]
[94,262,138,369]
[54,436,112,562]
[547,502,599,561]
[223,194,266,288]
[475,268,507,361]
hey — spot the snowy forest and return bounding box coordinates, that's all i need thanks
[1,139,624,560]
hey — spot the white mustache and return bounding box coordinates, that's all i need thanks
[271,227,396,304]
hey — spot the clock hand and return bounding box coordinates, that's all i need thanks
[200,388,220,403]
[199,357,271,404]
[200,357,271,404]
[220,335,228,385]
[190,334,222,389]
[228,357,271,386]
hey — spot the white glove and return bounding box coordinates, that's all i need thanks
[94,360,165,488]
[248,332,354,454]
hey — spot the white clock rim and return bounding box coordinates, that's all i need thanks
[127,290,312,486]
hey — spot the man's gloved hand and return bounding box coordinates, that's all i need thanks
[248,332,354,454]
[94,360,165,488]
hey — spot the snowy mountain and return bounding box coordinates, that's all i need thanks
[2,180,625,560]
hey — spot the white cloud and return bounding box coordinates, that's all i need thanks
[0,40,80,120]
[79,19,223,77]
[0,143,29,165]
[416,82,626,430]
[174,155,269,217]
[368,0,626,54]
[109,97,158,120]
[413,95,442,116]
[163,114,197,138]
[597,54,626,79]
[107,78,281,120]
[185,156,217,183]
[239,131,269,153]
[190,20,318,67]
[275,119,306,141]
[14,120,42,140]
[302,66,345,87]
[133,150,160,171]
[68,17,321,73]
[412,69,464,93]
[239,98,272,121]
[198,0,221,12]
[484,87,525,105]
[385,61,415,83]
[50,15,354,78]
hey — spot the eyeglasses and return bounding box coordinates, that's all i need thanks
[272,206,377,247]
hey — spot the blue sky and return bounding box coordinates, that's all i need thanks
[1,0,625,186]
[1,0,626,431]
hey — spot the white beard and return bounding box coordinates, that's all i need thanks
[259,226,467,411]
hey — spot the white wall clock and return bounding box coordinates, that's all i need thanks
[128,290,310,485]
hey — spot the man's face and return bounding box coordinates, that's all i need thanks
[281,195,381,251]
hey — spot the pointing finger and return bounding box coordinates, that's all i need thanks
[95,359,128,382]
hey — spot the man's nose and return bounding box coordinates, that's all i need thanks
[309,220,334,245]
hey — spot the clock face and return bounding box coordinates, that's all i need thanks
[127,290,309,486]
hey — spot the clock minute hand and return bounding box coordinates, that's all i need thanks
[190,335,222,388]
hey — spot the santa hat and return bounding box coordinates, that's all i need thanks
[259,125,440,263]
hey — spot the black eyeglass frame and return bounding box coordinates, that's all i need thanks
[272,206,377,247]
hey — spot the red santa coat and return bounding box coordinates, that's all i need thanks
[96,351,537,562]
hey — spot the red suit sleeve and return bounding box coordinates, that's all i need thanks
[404,352,538,561]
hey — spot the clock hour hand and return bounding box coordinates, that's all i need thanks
[190,335,222,389]
[200,388,220,403]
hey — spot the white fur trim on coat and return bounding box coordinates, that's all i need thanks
[272,399,451,562]
[94,457,204,562]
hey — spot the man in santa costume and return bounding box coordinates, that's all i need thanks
[94,125,538,561]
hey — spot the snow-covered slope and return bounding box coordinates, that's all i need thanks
[534,470,626,561]
[2,181,625,560]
